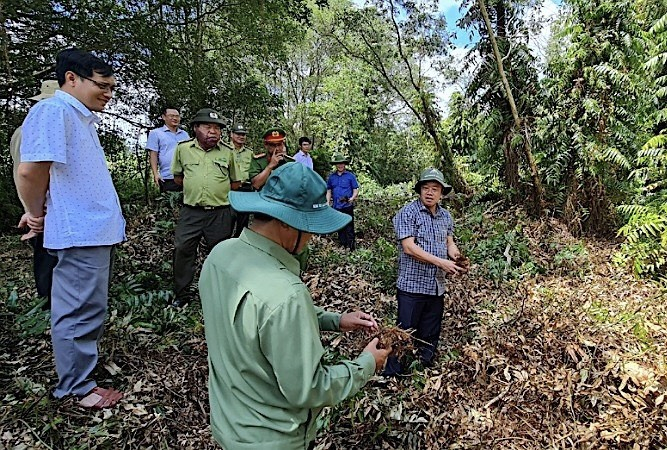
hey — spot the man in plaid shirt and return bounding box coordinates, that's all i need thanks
[383,168,465,376]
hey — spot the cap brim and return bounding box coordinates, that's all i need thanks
[415,180,453,196]
[29,94,51,101]
[229,191,351,234]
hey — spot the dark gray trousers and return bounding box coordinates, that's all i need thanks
[173,206,232,297]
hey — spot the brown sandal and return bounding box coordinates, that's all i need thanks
[78,386,124,409]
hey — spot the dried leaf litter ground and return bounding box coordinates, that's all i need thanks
[1,200,665,449]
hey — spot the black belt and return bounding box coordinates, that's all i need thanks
[184,204,229,211]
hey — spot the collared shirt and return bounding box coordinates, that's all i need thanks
[20,90,126,250]
[326,170,359,209]
[393,199,454,296]
[230,144,254,182]
[293,150,313,169]
[146,125,190,180]
[200,228,375,450]
[171,139,240,207]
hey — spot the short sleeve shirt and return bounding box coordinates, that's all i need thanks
[393,199,454,296]
[146,125,190,179]
[326,170,359,209]
[230,145,254,182]
[171,139,240,207]
[20,90,126,250]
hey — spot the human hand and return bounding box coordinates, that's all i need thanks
[440,258,463,275]
[340,311,378,332]
[18,213,44,240]
[153,172,163,187]
[448,247,461,260]
[363,337,392,373]
[269,149,285,169]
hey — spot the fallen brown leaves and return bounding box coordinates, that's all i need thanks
[1,204,666,449]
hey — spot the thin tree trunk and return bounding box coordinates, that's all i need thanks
[477,0,544,213]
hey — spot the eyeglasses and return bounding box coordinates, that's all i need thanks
[77,74,116,93]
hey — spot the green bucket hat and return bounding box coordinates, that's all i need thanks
[331,153,350,164]
[229,163,351,234]
[191,108,225,126]
[415,168,453,195]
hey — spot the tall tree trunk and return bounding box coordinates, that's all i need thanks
[477,0,545,213]
[421,96,467,193]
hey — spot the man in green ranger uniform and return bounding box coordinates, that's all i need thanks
[199,163,391,449]
[171,108,240,307]
[228,123,254,237]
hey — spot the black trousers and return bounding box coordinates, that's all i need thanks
[173,206,232,297]
[383,289,444,376]
[29,234,58,301]
[335,206,355,250]
[231,210,250,238]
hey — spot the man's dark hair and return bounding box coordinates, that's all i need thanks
[298,136,312,146]
[55,48,114,87]
[161,105,179,115]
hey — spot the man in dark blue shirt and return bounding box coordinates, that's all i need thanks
[326,153,359,250]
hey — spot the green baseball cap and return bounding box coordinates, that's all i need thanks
[415,168,452,195]
[331,153,350,164]
[229,163,351,234]
[231,123,248,134]
[191,108,225,126]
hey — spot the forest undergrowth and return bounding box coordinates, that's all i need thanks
[1,193,666,449]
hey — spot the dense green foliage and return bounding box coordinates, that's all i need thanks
[615,12,667,281]
[2,0,667,280]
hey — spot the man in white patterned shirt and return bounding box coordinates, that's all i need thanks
[17,48,126,409]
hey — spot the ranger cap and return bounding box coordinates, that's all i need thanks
[415,168,452,195]
[191,108,225,126]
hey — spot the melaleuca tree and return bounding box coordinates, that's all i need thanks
[616,12,667,281]
[456,0,544,208]
[535,0,653,234]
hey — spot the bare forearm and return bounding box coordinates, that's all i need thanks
[251,167,272,190]
[149,151,159,175]
[402,238,442,266]
[17,162,51,217]
[174,175,183,186]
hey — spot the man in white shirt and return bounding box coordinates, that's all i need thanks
[17,48,126,409]
[146,106,189,192]
[293,136,314,169]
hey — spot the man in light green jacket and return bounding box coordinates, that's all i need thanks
[200,163,391,449]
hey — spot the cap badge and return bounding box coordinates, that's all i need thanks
[209,112,219,119]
